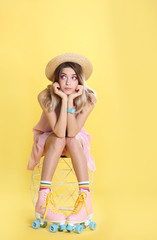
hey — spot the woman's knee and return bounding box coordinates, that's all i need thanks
[54,136,66,149]
[44,134,66,153]
[66,136,82,150]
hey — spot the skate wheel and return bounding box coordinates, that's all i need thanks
[59,224,66,231]
[75,224,83,234]
[32,220,40,229]
[66,224,73,232]
[49,223,58,232]
[40,221,47,228]
[89,221,96,230]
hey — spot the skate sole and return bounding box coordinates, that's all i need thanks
[66,214,96,233]
[32,212,66,232]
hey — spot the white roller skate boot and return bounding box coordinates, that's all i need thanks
[66,190,96,233]
[32,188,66,232]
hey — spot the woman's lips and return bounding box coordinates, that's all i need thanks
[65,88,71,90]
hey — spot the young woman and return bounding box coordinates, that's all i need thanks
[27,52,97,230]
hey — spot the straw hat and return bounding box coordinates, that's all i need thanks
[45,52,93,81]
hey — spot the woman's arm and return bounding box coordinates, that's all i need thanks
[52,97,67,137]
[67,92,97,137]
[38,87,67,138]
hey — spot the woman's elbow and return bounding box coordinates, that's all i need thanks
[67,131,78,138]
[57,135,65,138]
[67,134,76,138]
[53,131,65,138]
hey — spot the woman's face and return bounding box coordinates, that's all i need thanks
[58,67,79,95]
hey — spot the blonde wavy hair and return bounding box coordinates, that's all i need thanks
[42,62,96,113]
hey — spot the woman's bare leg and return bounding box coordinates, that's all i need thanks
[41,133,66,181]
[66,136,89,182]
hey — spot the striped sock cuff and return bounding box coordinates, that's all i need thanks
[40,180,51,190]
[78,181,90,191]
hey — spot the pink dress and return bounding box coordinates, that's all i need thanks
[27,106,96,172]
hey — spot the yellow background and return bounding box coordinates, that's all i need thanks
[1,0,157,239]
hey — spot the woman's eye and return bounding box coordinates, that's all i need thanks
[60,75,77,80]
[61,75,66,79]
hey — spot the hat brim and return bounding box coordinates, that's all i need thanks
[45,52,93,81]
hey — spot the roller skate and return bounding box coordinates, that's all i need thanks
[66,191,96,234]
[32,188,66,232]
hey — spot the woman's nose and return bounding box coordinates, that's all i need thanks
[66,78,71,84]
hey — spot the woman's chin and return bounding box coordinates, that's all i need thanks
[63,90,73,96]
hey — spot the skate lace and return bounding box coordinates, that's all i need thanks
[42,192,59,221]
[71,192,88,215]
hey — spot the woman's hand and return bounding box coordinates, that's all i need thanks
[53,82,67,100]
[69,85,83,100]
